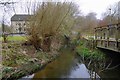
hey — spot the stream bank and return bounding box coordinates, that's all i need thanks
[74,38,120,79]
[2,50,61,80]
[20,47,92,79]
[1,42,62,80]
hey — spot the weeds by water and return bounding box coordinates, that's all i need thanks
[72,38,116,78]
[1,41,61,80]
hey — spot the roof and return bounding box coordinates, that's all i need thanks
[11,14,32,21]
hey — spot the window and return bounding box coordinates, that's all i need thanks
[24,23,26,26]
[18,23,21,26]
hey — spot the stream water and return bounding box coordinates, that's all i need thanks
[20,48,120,80]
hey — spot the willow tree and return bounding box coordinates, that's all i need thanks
[27,2,79,51]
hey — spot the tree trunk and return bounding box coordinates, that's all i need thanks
[3,34,7,43]
[42,34,52,52]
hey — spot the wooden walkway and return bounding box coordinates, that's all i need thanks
[95,23,120,53]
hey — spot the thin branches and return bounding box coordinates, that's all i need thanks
[56,2,72,32]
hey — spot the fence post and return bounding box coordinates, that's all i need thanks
[116,24,119,50]
[107,25,109,47]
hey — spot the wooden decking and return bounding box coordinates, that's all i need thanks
[95,23,120,53]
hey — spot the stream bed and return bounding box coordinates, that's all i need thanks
[20,48,120,80]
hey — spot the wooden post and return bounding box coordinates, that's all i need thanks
[118,23,120,51]
[100,28,102,47]
[107,25,109,47]
[115,24,118,50]
[94,28,97,47]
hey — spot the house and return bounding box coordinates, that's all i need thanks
[11,14,32,33]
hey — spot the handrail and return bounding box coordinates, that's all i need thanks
[95,23,120,29]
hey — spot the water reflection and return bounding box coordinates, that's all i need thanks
[32,48,90,78]
[20,48,120,79]
[19,74,34,80]
[68,64,90,78]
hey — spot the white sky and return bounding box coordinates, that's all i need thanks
[76,0,120,19]
[0,0,120,24]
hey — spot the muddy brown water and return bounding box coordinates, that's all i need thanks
[19,48,120,80]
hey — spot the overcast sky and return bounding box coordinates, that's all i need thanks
[77,0,120,19]
[0,0,120,25]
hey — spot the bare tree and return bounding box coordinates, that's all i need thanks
[0,0,17,42]
[101,1,120,25]
[74,12,98,35]
[27,2,79,51]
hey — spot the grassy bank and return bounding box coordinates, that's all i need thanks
[0,36,26,41]
[2,53,60,80]
[73,38,108,75]
[1,42,61,80]
[76,43,105,62]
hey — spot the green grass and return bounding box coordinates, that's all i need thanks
[0,37,2,41]
[76,45,105,61]
[75,39,105,61]
[0,36,26,41]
